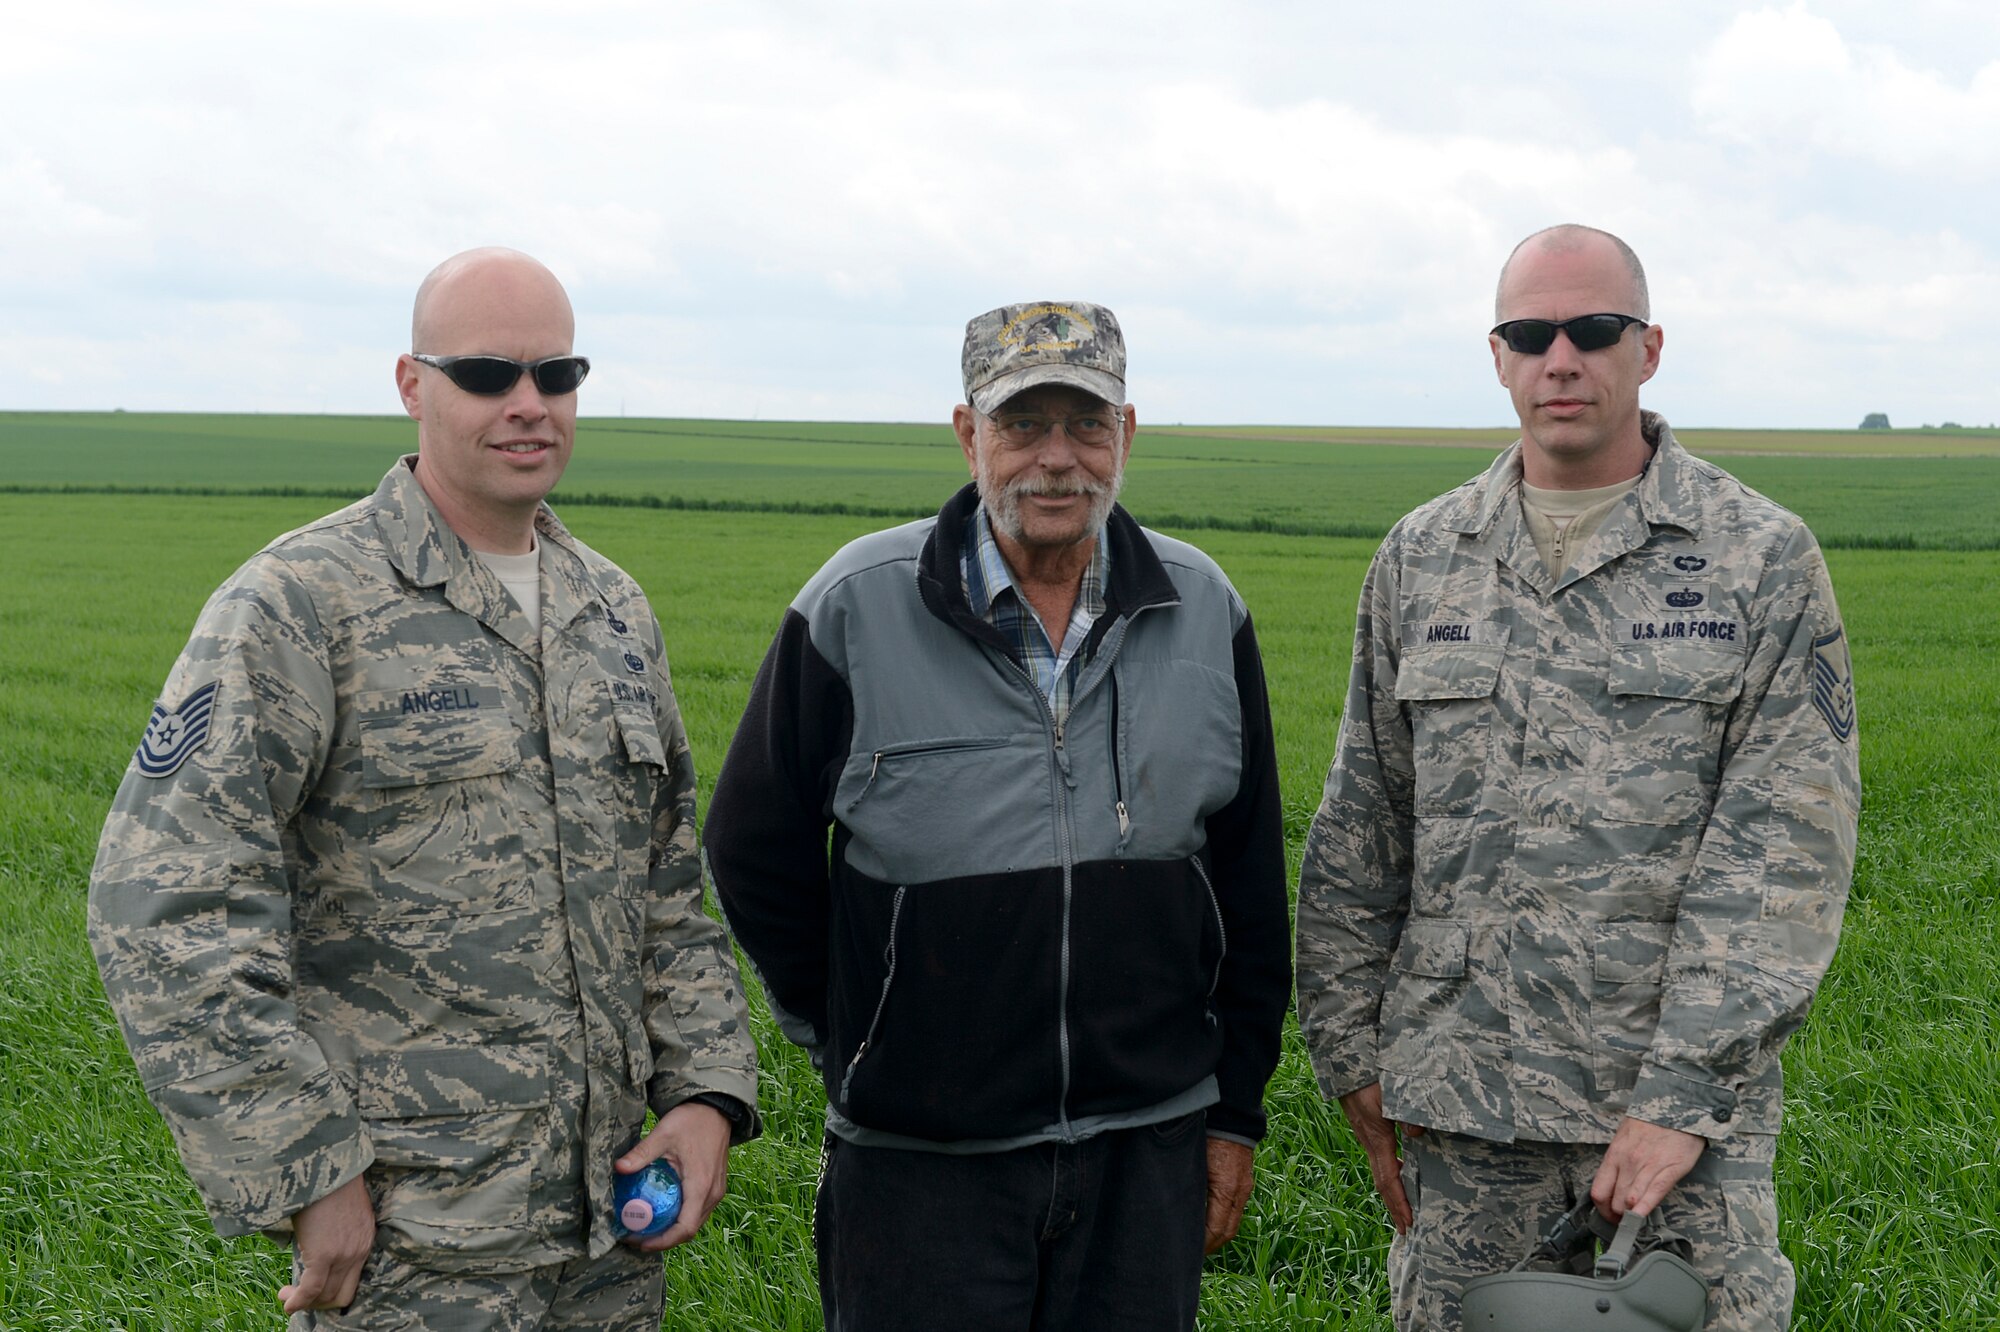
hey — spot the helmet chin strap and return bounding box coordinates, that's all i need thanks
[1514,1197,1695,1275]
[1469,1196,1707,1332]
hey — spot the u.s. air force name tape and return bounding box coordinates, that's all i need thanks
[137,681,220,779]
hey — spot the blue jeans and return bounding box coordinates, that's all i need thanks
[815,1111,1209,1331]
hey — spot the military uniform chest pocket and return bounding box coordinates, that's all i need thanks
[608,704,672,896]
[1597,646,1744,825]
[614,706,667,770]
[356,688,527,918]
[360,687,521,789]
[1394,644,1505,817]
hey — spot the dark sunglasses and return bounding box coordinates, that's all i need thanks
[411,353,591,396]
[1490,313,1647,355]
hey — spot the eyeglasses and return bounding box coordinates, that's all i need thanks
[984,409,1121,448]
[1490,314,1647,355]
[411,353,591,396]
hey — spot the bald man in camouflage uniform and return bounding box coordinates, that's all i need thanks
[1297,226,1859,1330]
[88,249,758,1330]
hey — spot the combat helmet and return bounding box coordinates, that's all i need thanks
[1461,1199,1707,1331]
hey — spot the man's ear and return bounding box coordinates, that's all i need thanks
[952,403,981,478]
[395,354,424,422]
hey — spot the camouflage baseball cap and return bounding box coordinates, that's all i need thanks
[962,301,1126,414]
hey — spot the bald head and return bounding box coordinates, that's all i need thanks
[1496,225,1649,322]
[394,248,581,553]
[411,247,574,355]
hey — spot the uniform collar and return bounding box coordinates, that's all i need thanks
[1439,412,1704,594]
[371,456,597,654]
[1441,412,1702,540]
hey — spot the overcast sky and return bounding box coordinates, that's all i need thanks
[4,2,1995,428]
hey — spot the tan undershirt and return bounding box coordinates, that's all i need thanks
[1520,476,1639,580]
[475,541,543,635]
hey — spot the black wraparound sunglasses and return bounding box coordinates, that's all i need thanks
[411,353,591,396]
[1490,313,1647,355]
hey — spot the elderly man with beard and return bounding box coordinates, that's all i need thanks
[706,301,1290,1331]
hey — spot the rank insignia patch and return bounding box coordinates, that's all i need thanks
[137,682,220,778]
[1811,627,1856,742]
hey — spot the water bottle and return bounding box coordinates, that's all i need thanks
[613,1158,683,1239]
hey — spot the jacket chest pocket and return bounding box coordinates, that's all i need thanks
[1596,646,1743,825]
[358,689,528,918]
[609,703,670,897]
[832,736,1028,885]
[1395,644,1505,817]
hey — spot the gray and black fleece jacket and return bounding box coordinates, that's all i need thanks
[707,484,1290,1150]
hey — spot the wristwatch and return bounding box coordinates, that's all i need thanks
[684,1091,754,1134]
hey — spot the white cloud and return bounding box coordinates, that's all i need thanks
[0,2,1993,427]
[1692,3,2000,175]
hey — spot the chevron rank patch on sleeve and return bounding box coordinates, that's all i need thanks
[136,681,220,778]
[1812,626,1857,742]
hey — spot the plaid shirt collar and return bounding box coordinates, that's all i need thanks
[962,504,1110,722]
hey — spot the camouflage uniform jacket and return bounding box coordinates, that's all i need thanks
[1297,414,1860,1144]
[88,458,758,1272]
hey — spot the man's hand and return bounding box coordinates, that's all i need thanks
[615,1100,734,1252]
[1202,1137,1255,1254]
[1589,1116,1705,1221]
[1338,1082,1422,1234]
[278,1174,375,1315]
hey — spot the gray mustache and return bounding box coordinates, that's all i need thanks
[1006,477,1110,499]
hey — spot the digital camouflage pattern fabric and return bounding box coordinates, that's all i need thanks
[1394,1129,1791,1332]
[89,459,757,1273]
[1297,414,1860,1145]
[960,300,1127,414]
[292,1245,661,1332]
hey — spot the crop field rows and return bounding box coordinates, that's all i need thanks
[6,411,2000,548]
[1,414,1995,1329]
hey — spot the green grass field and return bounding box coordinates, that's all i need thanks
[2,415,1995,1329]
[6,411,2000,549]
